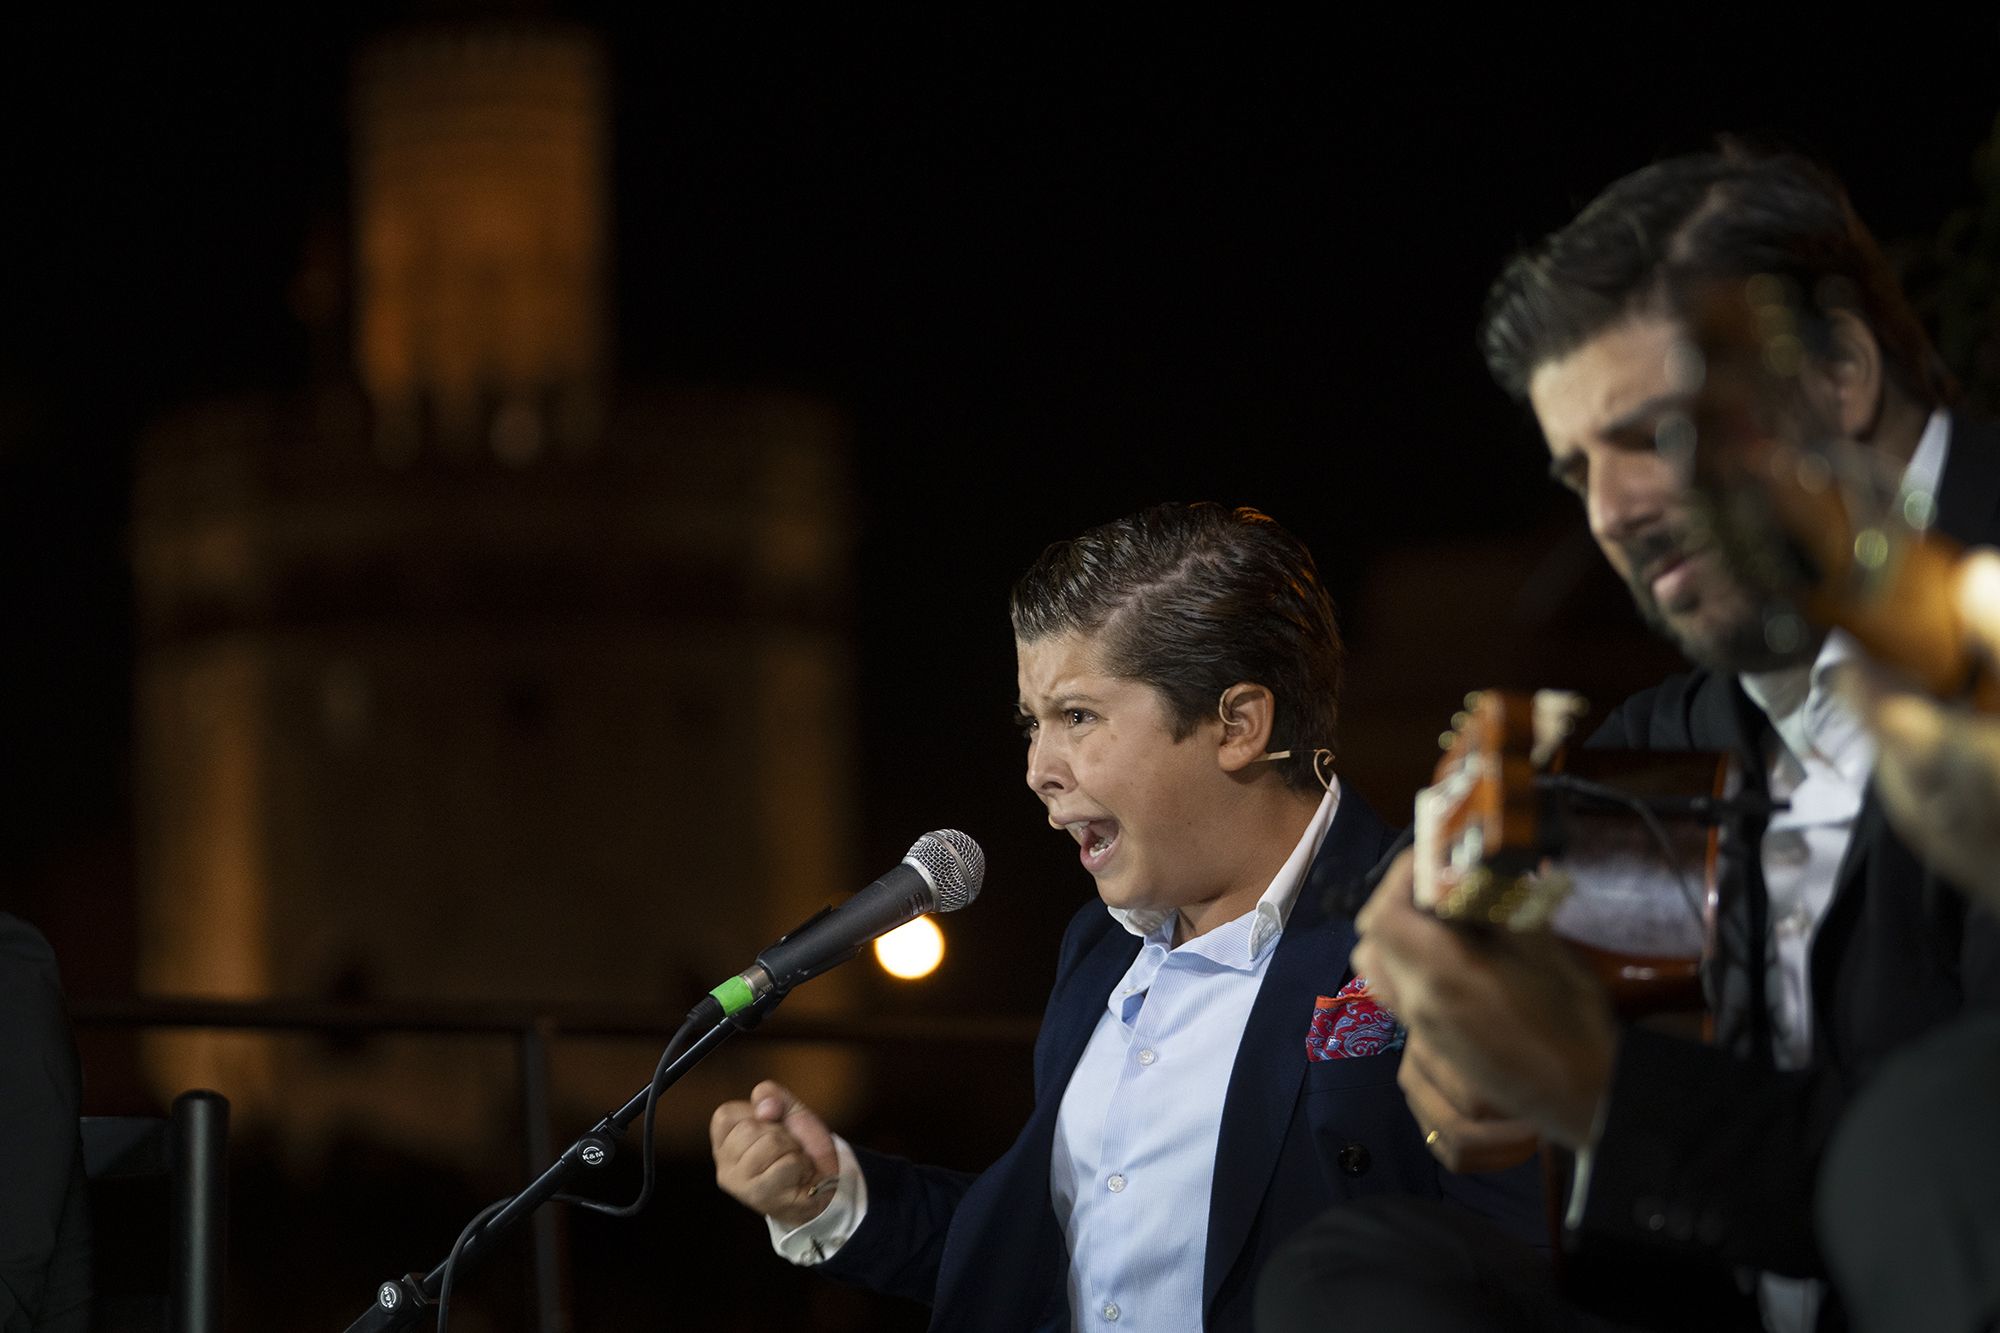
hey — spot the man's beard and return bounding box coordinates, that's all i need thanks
[1614,523,1813,674]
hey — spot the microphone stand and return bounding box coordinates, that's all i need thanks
[338,957,801,1331]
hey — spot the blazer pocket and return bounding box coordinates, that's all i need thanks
[1303,1048,1403,1093]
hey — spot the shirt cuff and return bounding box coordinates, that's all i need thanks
[1563,1146,1594,1232]
[766,1135,867,1266]
[1562,1080,1615,1233]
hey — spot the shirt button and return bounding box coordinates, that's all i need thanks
[1106,1173,1126,1193]
[1102,1303,1120,1322]
[1137,1048,1156,1066]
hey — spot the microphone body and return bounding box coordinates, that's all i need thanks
[716,830,984,1012]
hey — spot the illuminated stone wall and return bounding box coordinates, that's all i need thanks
[351,25,609,463]
[130,24,862,1166]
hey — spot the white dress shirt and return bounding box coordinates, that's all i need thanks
[768,784,1341,1333]
[1739,630,1874,1074]
[1742,408,1948,1069]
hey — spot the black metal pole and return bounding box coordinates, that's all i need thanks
[173,1090,230,1333]
[519,1019,566,1333]
[340,998,754,1333]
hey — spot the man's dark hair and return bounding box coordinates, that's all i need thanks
[1480,145,1952,406]
[1010,502,1341,794]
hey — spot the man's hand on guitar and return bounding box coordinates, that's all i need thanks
[1397,1031,1541,1172]
[1849,548,2000,912]
[1354,847,1617,1156]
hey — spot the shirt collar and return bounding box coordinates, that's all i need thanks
[1903,407,1951,516]
[1739,630,1871,780]
[1737,409,1951,778]
[1107,780,1342,962]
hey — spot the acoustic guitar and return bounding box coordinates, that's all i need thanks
[1413,688,1731,1019]
[1408,273,2000,998]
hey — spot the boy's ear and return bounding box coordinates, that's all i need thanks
[1215,683,1277,773]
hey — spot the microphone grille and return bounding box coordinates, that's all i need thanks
[905,830,985,912]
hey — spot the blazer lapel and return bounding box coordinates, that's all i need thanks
[1934,411,2000,546]
[1037,918,1143,1098]
[1686,676,1782,1061]
[1810,789,1883,1042]
[1201,793,1386,1313]
[938,915,1139,1330]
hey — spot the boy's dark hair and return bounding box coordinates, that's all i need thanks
[1010,503,1341,793]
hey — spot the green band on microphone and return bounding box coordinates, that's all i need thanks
[710,975,757,1016]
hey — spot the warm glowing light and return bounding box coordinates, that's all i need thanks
[874,916,945,980]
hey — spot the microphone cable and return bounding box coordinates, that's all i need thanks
[1534,772,1717,929]
[434,1000,718,1331]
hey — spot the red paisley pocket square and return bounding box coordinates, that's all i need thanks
[1306,976,1404,1061]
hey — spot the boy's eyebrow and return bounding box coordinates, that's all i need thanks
[1018,689,1108,711]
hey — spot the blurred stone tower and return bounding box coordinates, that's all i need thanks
[130,22,860,1162]
[352,28,609,465]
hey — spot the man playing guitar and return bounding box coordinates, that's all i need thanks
[1259,146,2000,1333]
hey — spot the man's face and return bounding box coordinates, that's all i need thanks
[1015,631,1234,918]
[1529,314,1798,672]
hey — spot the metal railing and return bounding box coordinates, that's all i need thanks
[69,996,1038,1333]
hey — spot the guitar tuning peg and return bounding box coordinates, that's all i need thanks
[1463,690,1484,710]
[1437,731,1456,750]
[1450,710,1469,729]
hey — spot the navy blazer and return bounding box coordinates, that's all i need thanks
[821,792,1545,1330]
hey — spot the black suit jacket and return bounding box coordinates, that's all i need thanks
[1574,413,2000,1288]
[821,792,1544,1330]
[0,913,90,1333]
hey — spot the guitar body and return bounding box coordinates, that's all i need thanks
[1415,690,1729,1021]
[1545,749,1727,1019]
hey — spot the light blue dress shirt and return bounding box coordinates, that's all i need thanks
[1049,785,1339,1329]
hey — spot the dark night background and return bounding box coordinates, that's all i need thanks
[2,8,1997,1328]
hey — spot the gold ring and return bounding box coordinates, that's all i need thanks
[1425,1129,1442,1148]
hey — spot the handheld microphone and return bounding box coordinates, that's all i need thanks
[709,830,985,1015]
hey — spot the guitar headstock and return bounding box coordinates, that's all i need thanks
[1412,688,1585,928]
[1679,277,1999,708]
